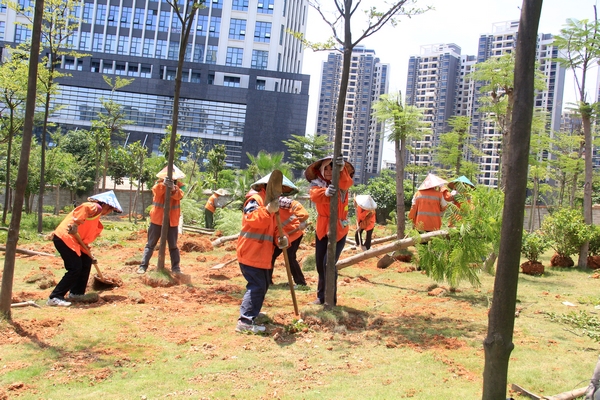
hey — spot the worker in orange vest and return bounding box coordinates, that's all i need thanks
[354,194,377,251]
[204,188,229,229]
[48,191,123,306]
[408,173,448,232]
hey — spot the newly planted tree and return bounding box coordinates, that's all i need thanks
[554,15,600,267]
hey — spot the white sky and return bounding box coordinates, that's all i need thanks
[300,0,599,162]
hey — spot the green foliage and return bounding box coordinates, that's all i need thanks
[547,310,600,342]
[521,230,550,263]
[180,198,204,225]
[541,207,591,258]
[206,144,227,187]
[282,134,329,172]
[415,187,504,287]
[246,150,293,180]
[588,225,600,256]
[213,207,242,236]
[352,169,411,222]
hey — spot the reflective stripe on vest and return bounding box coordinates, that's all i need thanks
[239,230,274,243]
[152,202,180,210]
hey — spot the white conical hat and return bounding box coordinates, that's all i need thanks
[355,194,377,210]
[88,190,123,213]
[156,164,186,180]
[418,173,448,190]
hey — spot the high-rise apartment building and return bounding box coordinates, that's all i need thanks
[315,46,389,184]
[0,0,310,168]
[405,21,566,187]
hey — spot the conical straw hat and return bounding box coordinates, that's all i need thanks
[251,172,299,196]
[417,173,448,190]
[156,164,186,180]
[88,190,123,213]
[355,194,377,210]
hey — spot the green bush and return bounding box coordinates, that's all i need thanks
[589,225,600,256]
[521,230,550,263]
[541,207,591,258]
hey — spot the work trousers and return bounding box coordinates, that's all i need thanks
[270,235,306,285]
[50,236,93,298]
[238,262,271,324]
[140,223,180,270]
[315,234,347,305]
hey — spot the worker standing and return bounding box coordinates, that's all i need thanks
[408,173,448,232]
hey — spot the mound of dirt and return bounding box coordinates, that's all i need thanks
[587,255,600,270]
[181,237,213,252]
[550,253,574,267]
[520,261,545,275]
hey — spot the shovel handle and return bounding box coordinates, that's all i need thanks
[274,211,299,316]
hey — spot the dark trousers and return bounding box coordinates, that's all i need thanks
[204,209,214,229]
[50,236,93,298]
[270,235,306,286]
[355,228,373,249]
[140,223,180,270]
[238,262,271,324]
[315,234,346,305]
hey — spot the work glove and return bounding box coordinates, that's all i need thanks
[335,155,345,166]
[67,224,78,235]
[277,235,289,249]
[325,184,336,197]
[266,199,279,214]
[163,177,174,189]
[451,190,457,196]
[279,197,293,209]
[298,220,309,231]
[91,257,98,265]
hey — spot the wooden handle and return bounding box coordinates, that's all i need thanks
[275,211,299,316]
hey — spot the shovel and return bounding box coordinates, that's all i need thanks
[73,232,121,288]
[267,170,299,316]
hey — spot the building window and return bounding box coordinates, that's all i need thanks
[171,14,182,33]
[92,33,103,51]
[131,37,142,56]
[159,10,170,32]
[209,16,221,37]
[140,64,152,78]
[115,62,126,76]
[226,47,243,66]
[133,8,144,28]
[95,4,106,25]
[193,43,204,63]
[257,0,274,14]
[190,71,201,83]
[229,18,246,40]
[256,79,266,90]
[211,0,222,9]
[82,3,93,23]
[251,50,268,69]
[108,5,119,27]
[0,2,6,12]
[117,36,129,55]
[232,0,248,11]
[0,21,5,40]
[196,14,208,35]
[168,41,179,60]
[254,21,271,42]
[105,34,116,53]
[156,40,167,59]
[146,9,157,30]
[128,64,139,77]
[206,45,217,64]
[79,31,90,50]
[224,76,241,87]
[142,38,154,57]
[120,7,132,28]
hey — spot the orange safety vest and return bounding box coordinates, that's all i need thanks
[204,193,218,213]
[53,202,104,256]
[150,181,185,227]
[278,199,309,243]
[237,191,277,269]
[310,166,353,241]
[357,205,376,231]
[408,188,446,232]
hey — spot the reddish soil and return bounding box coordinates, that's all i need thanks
[550,253,574,267]
[520,261,545,275]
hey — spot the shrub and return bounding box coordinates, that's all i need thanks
[521,230,550,263]
[541,207,591,258]
[589,225,600,256]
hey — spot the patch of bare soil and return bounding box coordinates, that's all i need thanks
[521,261,545,275]
[550,253,574,267]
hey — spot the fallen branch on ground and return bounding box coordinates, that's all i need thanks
[0,246,56,257]
[336,230,448,270]
[11,301,42,308]
[211,234,239,247]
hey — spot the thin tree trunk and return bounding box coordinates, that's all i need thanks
[0,0,43,319]
[396,135,406,238]
[2,109,14,225]
[482,2,541,398]
[578,114,593,267]
[37,84,53,233]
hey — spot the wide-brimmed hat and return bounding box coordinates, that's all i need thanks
[88,190,123,213]
[448,175,475,189]
[304,156,355,182]
[417,173,448,190]
[251,172,299,196]
[156,164,186,180]
[213,188,230,196]
[355,194,377,210]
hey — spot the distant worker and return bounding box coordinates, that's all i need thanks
[137,165,185,274]
[408,173,448,232]
[48,191,123,306]
[354,194,377,251]
[204,188,230,229]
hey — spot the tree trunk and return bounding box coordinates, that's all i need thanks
[55,184,60,215]
[37,84,53,233]
[0,0,43,319]
[482,2,541,398]
[528,177,538,232]
[2,109,14,226]
[578,114,593,267]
